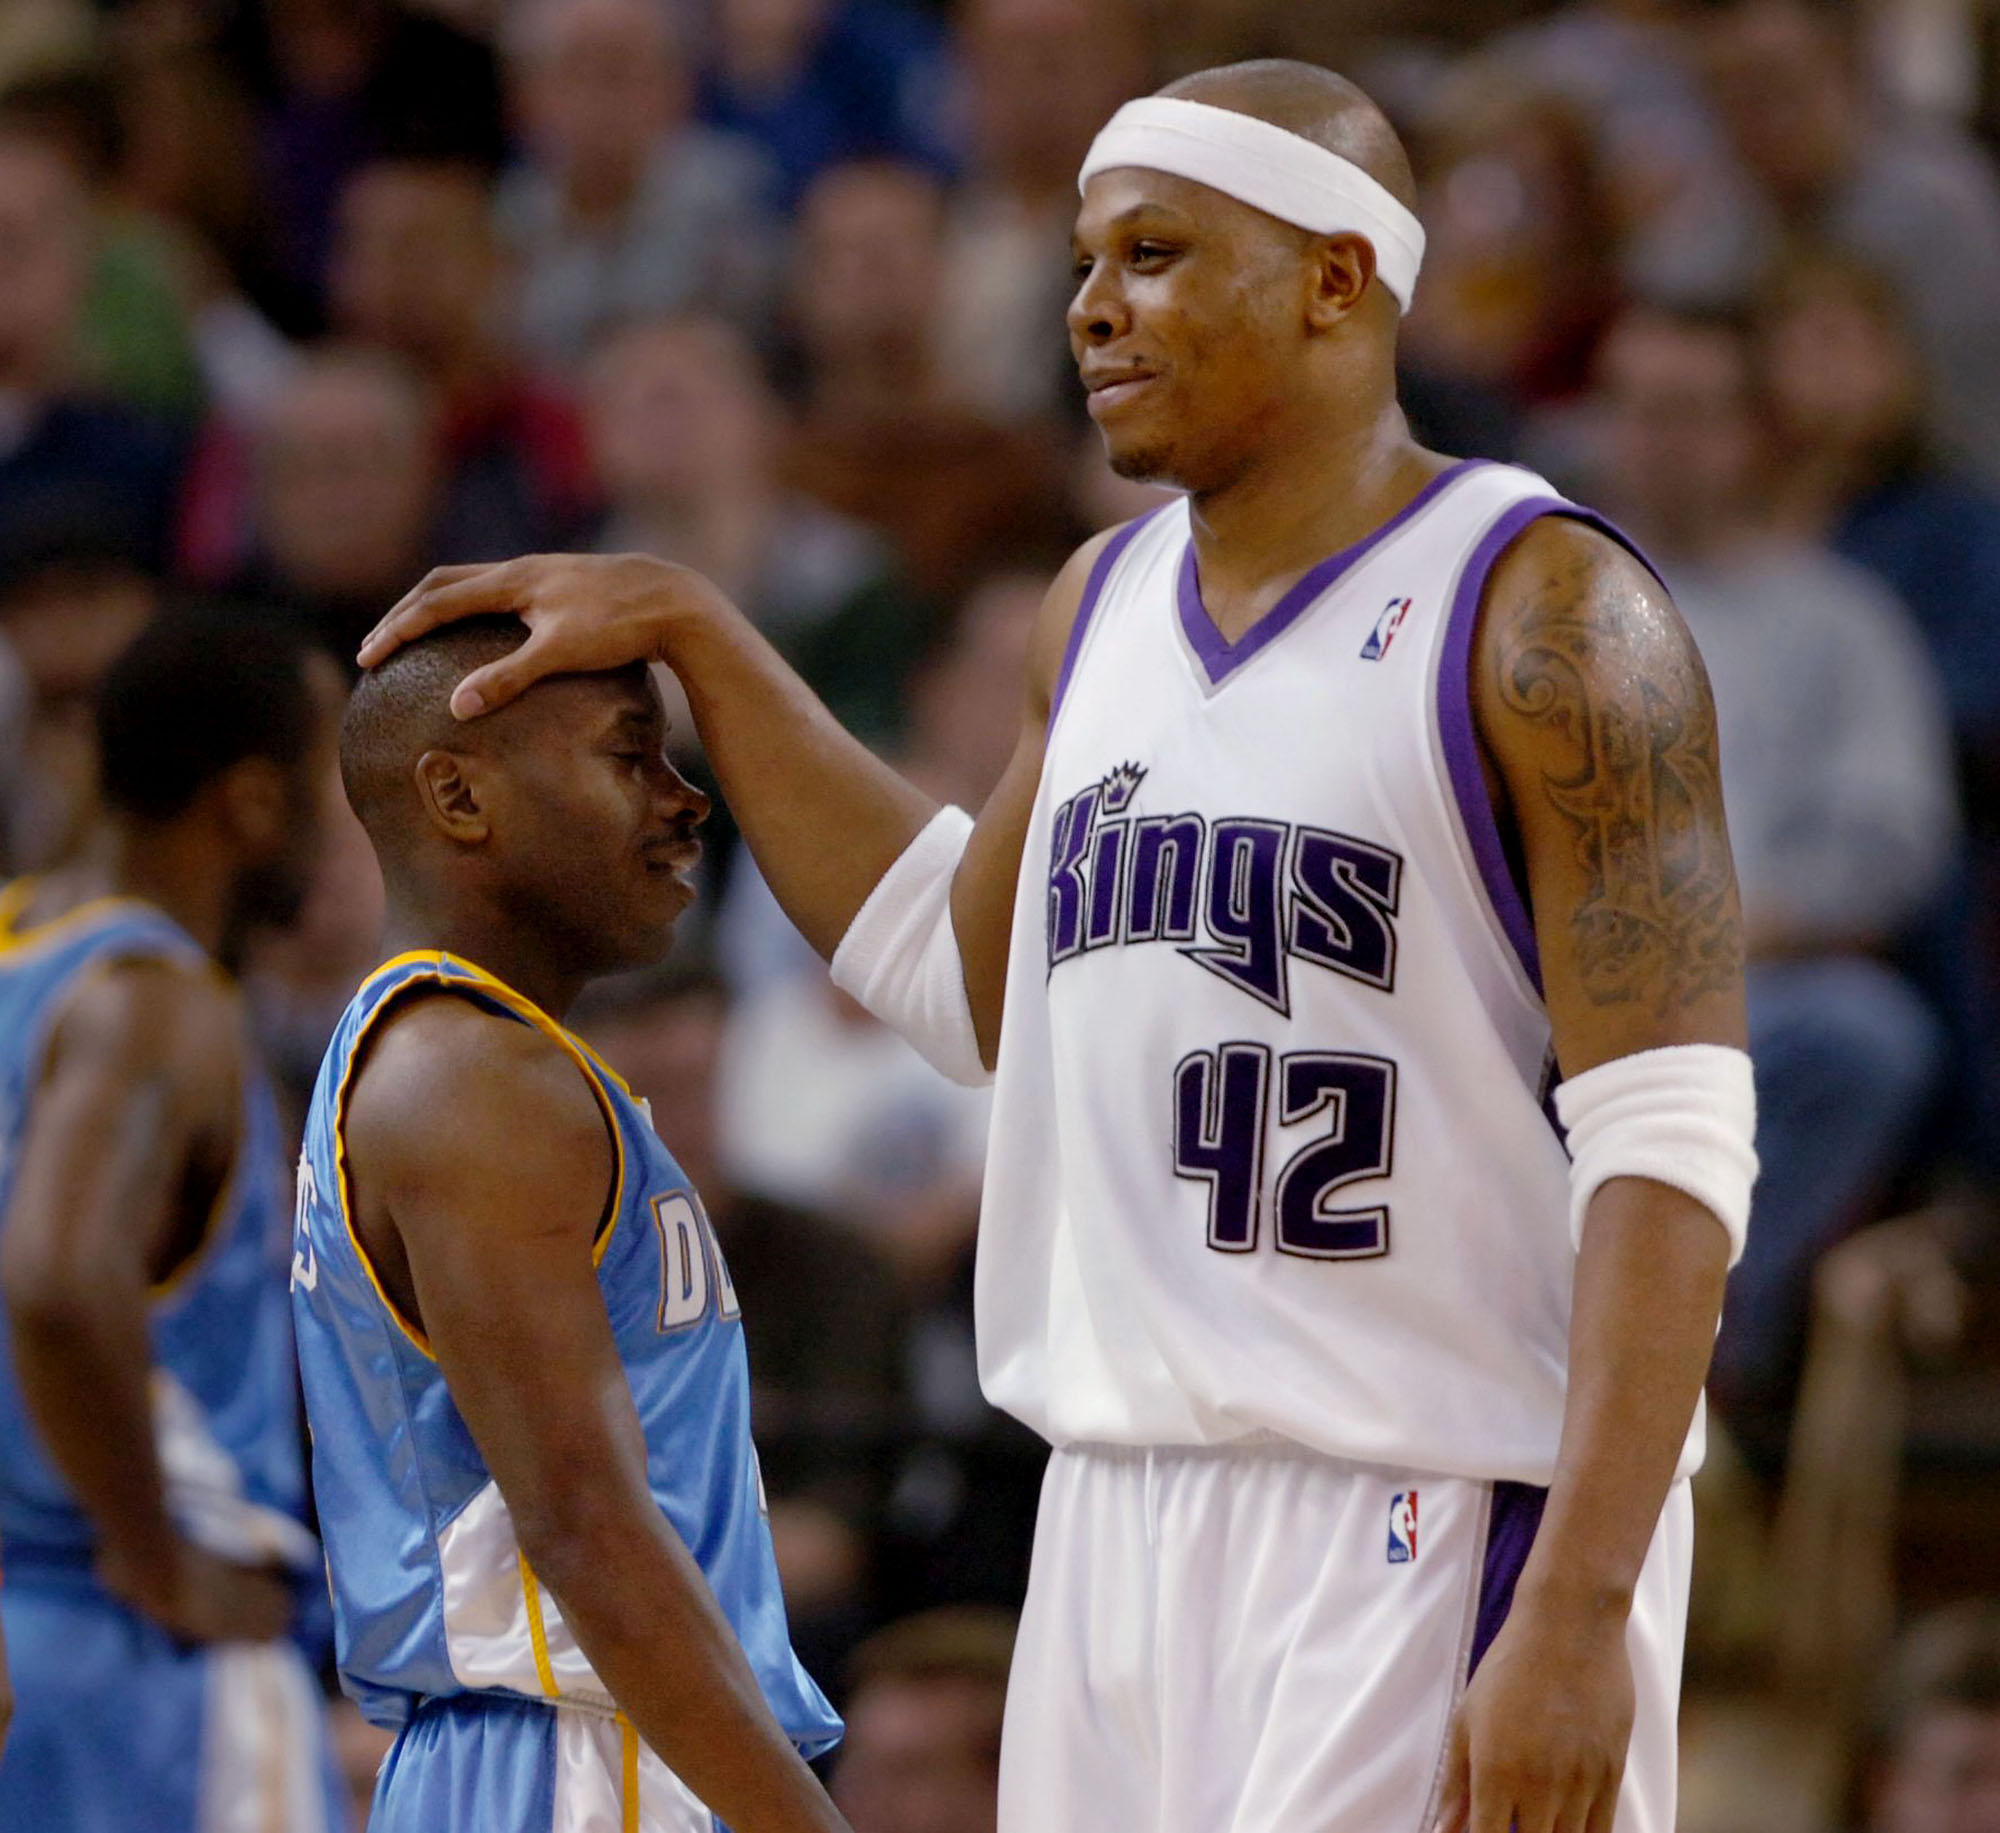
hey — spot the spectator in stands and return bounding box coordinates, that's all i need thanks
[1758,248,2000,1170]
[709,566,1043,1001]
[898,570,1045,816]
[1589,300,1956,1464]
[0,545,155,873]
[105,23,302,423]
[585,311,920,744]
[3,66,205,425]
[935,0,1151,424]
[232,346,439,658]
[0,108,181,581]
[1759,248,2000,754]
[783,157,1067,604]
[1698,0,2000,488]
[697,0,956,209]
[1403,77,1622,422]
[717,966,989,1298]
[1486,0,1761,305]
[573,961,907,1674]
[1860,1600,2000,1833]
[832,1608,1013,1833]
[497,0,783,371]
[328,151,599,563]
[213,0,506,334]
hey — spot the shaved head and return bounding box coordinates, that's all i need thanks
[1158,59,1416,213]
[340,616,535,849]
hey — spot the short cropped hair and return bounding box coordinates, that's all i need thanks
[96,605,316,821]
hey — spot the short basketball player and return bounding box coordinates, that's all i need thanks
[0,607,347,1830]
[362,61,1757,1833]
[294,622,845,1831]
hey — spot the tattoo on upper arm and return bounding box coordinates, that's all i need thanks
[1493,552,1743,1014]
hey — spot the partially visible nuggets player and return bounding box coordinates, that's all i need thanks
[0,607,347,1830]
[295,620,845,1832]
[363,58,1759,1833]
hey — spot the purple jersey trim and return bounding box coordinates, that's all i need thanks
[1176,459,1487,688]
[1435,499,1660,997]
[1049,509,1168,726]
[1470,1479,1549,1677]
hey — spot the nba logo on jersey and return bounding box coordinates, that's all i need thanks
[1360,596,1413,661]
[1387,1490,1418,1563]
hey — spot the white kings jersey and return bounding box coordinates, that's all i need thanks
[976,459,1706,1487]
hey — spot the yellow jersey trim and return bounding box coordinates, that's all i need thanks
[518,1554,562,1699]
[403,952,629,1269]
[332,952,632,1357]
[332,969,441,1360]
[0,884,161,963]
[619,1714,640,1833]
[0,877,35,940]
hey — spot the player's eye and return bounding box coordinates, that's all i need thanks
[1130,241,1178,268]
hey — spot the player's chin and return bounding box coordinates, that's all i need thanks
[623,869,697,952]
[1102,427,1180,488]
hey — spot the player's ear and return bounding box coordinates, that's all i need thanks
[413,749,490,846]
[1304,232,1375,331]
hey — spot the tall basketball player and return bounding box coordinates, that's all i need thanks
[0,607,347,1830]
[363,61,1757,1833]
[295,620,844,1831]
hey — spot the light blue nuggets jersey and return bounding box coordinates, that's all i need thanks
[0,886,312,1574]
[292,951,841,1756]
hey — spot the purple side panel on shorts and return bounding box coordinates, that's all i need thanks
[1048,507,1168,726]
[1470,1479,1551,1677]
[1177,459,1486,687]
[1435,500,1663,999]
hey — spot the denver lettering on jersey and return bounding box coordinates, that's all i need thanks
[1045,762,1404,1016]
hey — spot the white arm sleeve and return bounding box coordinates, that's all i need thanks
[1553,1043,1758,1266]
[829,806,992,1088]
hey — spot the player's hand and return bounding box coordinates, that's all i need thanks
[358,553,740,718]
[98,1537,295,1646]
[1433,1596,1633,1833]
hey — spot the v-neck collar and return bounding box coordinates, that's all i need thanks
[1175,460,1486,688]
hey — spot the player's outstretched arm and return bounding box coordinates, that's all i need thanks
[1439,519,1746,1833]
[357,539,1105,1064]
[348,999,851,1833]
[0,964,295,1646]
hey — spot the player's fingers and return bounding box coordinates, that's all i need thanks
[449,625,568,719]
[1432,1718,1471,1833]
[359,560,532,666]
[1581,1763,1623,1833]
[1465,1748,1515,1833]
[1508,1785,1560,1833]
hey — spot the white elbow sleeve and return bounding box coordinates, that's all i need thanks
[830,807,992,1088]
[1553,1043,1758,1266]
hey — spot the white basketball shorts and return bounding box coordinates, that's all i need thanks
[998,1440,1691,1833]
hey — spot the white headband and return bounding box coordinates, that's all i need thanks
[1078,96,1425,313]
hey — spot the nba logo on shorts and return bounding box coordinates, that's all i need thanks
[1360,596,1413,661]
[1387,1490,1418,1564]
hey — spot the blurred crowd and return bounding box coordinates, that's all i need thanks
[2,0,2000,1826]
